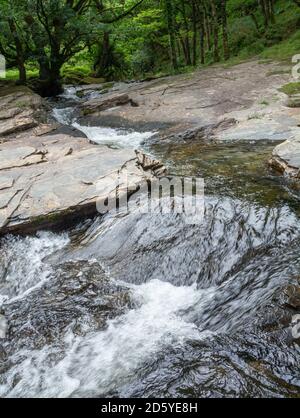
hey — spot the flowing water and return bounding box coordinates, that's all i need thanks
[0,90,300,398]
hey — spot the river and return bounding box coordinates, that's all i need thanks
[0,87,299,398]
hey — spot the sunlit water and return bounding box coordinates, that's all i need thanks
[0,90,300,398]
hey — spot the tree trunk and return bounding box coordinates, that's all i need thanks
[165,0,178,70]
[259,0,269,28]
[176,40,182,62]
[180,0,192,65]
[200,17,205,65]
[185,37,192,66]
[203,5,212,51]
[195,2,205,64]
[38,61,63,97]
[250,13,260,32]
[49,61,63,96]
[192,0,197,66]
[221,0,230,60]
[268,0,275,24]
[210,0,220,62]
[95,32,111,77]
[17,60,27,84]
[179,35,189,65]
[8,18,27,84]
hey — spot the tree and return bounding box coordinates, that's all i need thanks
[0,0,30,84]
[259,0,275,28]
[164,0,178,70]
[227,0,261,32]
[92,0,146,78]
[220,0,230,60]
[209,0,220,62]
[26,0,94,96]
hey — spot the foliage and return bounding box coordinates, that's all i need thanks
[0,0,299,95]
[279,82,300,96]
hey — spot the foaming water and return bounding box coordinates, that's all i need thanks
[72,123,154,149]
[0,278,208,398]
[52,107,75,125]
[0,232,69,305]
[59,87,81,102]
[52,106,154,149]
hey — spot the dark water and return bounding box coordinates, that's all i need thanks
[0,105,300,397]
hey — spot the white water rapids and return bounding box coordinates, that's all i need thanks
[52,105,155,149]
[0,231,212,398]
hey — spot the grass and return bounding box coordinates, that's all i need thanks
[5,68,39,81]
[260,29,300,61]
[222,0,300,68]
[259,100,270,106]
[279,82,300,96]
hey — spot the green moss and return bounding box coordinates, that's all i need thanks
[279,82,300,96]
[15,100,30,108]
[30,209,75,227]
[82,76,106,85]
[103,82,114,89]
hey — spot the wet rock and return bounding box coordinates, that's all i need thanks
[0,315,7,339]
[269,137,300,179]
[2,261,133,351]
[81,93,135,115]
[160,118,237,143]
[282,285,300,310]
[135,150,166,176]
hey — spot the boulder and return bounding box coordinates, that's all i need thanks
[0,87,47,138]
[0,133,164,235]
[136,150,166,176]
[269,137,300,179]
[81,93,137,115]
[0,113,38,137]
